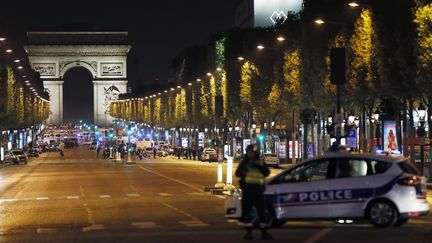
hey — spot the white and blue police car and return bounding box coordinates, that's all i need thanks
[225,151,429,227]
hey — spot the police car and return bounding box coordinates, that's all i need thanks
[225,151,429,227]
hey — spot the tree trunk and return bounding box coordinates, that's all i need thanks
[409,98,415,163]
[311,118,316,157]
[302,121,308,160]
[317,112,322,155]
[361,100,367,152]
[291,109,296,164]
[403,98,409,157]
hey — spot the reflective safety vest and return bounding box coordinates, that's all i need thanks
[244,167,265,185]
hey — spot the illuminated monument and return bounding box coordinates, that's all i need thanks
[25,32,130,125]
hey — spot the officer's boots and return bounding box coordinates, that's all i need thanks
[243,227,253,240]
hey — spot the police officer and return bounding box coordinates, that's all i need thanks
[235,144,272,240]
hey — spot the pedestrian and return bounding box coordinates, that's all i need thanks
[60,149,64,160]
[59,141,65,160]
[235,144,272,240]
[153,146,157,159]
[96,145,101,158]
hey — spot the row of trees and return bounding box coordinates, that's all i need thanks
[0,37,50,132]
[111,0,432,158]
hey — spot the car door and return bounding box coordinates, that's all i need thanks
[266,159,331,219]
[326,158,373,218]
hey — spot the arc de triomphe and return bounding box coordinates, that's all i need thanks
[25,32,130,125]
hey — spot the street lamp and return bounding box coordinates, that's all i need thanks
[314,18,325,25]
[251,121,257,144]
[126,126,134,164]
[417,103,427,175]
[348,2,360,7]
[373,109,381,150]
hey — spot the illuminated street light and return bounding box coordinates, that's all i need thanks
[237,56,245,61]
[14,59,20,63]
[314,18,325,25]
[170,87,175,91]
[17,66,23,69]
[187,82,192,86]
[348,2,360,7]
[0,37,6,41]
[277,36,285,42]
[177,85,181,89]
[5,49,13,53]
[216,67,222,71]
[257,45,265,50]
[206,72,212,77]
[196,78,201,82]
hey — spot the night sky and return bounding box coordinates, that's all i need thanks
[0,0,235,87]
[0,0,235,122]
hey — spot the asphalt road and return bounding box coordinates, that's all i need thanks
[0,146,430,243]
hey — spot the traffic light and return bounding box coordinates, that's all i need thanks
[108,132,114,138]
[258,135,264,141]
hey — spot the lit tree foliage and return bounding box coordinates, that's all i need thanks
[283,48,301,107]
[240,61,259,109]
[415,3,432,92]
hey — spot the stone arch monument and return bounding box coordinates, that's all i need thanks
[25,32,130,125]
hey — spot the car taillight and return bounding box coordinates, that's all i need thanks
[397,176,421,186]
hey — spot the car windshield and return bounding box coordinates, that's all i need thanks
[12,151,24,155]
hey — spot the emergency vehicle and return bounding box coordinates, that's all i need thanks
[225,151,429,227]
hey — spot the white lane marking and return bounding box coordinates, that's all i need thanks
[162,202,207,226]
[129,185,140,192]
[0,198,18,203]
[99,195,111,199]
[131,221,160,228]
[158,193,173,197]
[303,228,333,243]
[127,193,140,197]
[186,192,207,196]
[36,197,49,200]
[37,228,57,234]
[82,224,105,232]
[138,166,202,193]
[67,196,79,200]
[179,220,209,227]
[83,203,95,225]
[80,185,85,197]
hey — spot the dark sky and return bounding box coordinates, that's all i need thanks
[0,0,235,87]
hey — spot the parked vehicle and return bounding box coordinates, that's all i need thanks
[262,153,280,167]
[201,148,217,162]
[32,145,42,153]
[225,150,429,228]
[27,149,39,157]
[4,149,28,164]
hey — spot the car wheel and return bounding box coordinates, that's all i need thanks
[367,200,397,227]
[393,217,408,227]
